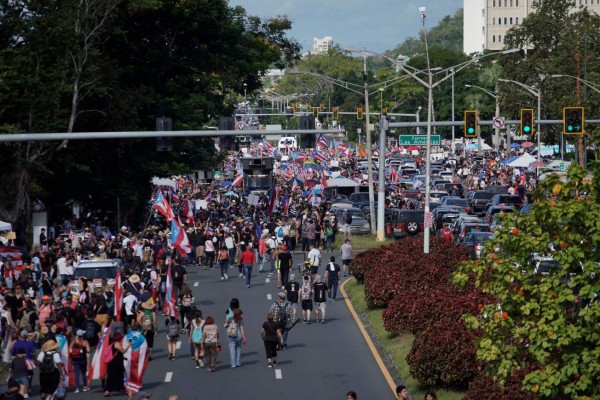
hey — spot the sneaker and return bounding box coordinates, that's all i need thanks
[199,359,204,367]
[221,277,224,280]
[83,387,91,392]
[307,320,310,325]
[272,361,278,367]
[224,274,228,280]
[268,363,273,368]
[74,389,80,394]
[302,319,306,324]
[239,273,243,278]
[247,285,250,288]
[23,394,29,399]
[195,362,200,369]
[321,319,325,324]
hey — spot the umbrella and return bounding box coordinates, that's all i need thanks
[220,180,232,187]
[224,191,238,197]
[511,143,521,148]
[521,141,535,148]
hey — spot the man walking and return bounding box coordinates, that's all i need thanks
[269,292,293,348]
[284,273,300,321]
[340,238,353,277]
[307,244,321,283]
[324,256,341,302]
[240,245,256,288]
[313,275,328,324]
[277,245,293,287]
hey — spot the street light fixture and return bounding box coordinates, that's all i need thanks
[497,78,542,164]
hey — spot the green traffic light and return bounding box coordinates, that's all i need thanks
[468,127,474,134]
[524,126,531,133]
[568,125,574,132]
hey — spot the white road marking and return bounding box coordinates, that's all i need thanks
[267,294,272,300]
[194,282,199,287]
[165,372,173,382]
[275,369,282,379]
[176,341,182,349]
[266,278,270,283]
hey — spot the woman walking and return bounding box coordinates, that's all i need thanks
[104,331,129,397]
[224,309,246,368]
[261,313,284,368]
[69,330,91,393]
[189,310,205,368]
[36,339,62,400]
[178,285,194,333]
[218,245,229,280]
[201,316,219,372]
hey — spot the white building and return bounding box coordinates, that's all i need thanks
[464,0,600,53]
[311,36,333,54]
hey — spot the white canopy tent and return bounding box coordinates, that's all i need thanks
[0,221,12,231]
[151,177,177,188]
[326,176,359,188]
[508,153,537,168]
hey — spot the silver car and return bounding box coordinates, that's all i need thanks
[333,207,371,235]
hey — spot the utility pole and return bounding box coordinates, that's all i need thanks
[363,50,376,235]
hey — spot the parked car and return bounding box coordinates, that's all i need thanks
[432,206,468,231]
[385,209,425,238]
[332,207,371,235]
[485,205,515,223]
[486,194,524,211]
[466,190,495,215]
[460,231,494,259]
[456,222,491,243]
[440,197,471,213]
[443,182,465,198]
[349,192,370,208]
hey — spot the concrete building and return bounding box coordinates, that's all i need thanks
[311,36,333,54]
[464,0,600,53]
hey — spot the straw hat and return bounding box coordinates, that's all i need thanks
[129,274,140,284]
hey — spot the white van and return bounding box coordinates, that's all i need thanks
[278,137,297,155]
[70,259,118,290]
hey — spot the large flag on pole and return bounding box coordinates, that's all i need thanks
[152,191,175,222]
[88,325,111,386]
[317,134,328,149]
[171,218,192,257]
[114,268,123,322]
[182,200,195,225]
[163,258,179,318]
[56,333,74,387]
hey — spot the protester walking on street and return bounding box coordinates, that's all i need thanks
[69,330,91,393]
[224,309,245,368]
[325,256,341,302]
[283,274,300,321]
[277,245,293,287]
[165,316,180,360]
[300,275,313,324]
[340,238,353,277]
[218,245,229,280]
[313,275,328,324]
[269,292,293,348]
[189,310,205,368]
[201,316,219,372]
[36,339,62,400]
[104,332,129,397]
[261,312,284,368]
[240,245,255,288]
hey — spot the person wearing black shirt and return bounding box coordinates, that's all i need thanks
[324,256,342,302]
[277,246,293,287]
[171,261,187,298]
[283,274,300,322]
[313,275,328,324]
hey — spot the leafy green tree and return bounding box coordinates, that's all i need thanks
[454,163,600,399]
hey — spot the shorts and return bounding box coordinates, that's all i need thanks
[343,259,352,266]
[196,246,205,258]
[310,265,319,275]
[342,224,350,233]
[315,302,326,312]
[301,299,313,310]
[13,376,29,386]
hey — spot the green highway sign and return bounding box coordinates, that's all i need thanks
[398,135,440,146]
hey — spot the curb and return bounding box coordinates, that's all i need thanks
[340,278,396,397]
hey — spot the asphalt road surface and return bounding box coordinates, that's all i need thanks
[51,251,395,400]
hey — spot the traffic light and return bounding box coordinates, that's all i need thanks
[563,106,584,134]
[464,110,478,137]
[312,107,319,118]
[520,108,534,136]
[357,107,364,120]
[332,107,339,120]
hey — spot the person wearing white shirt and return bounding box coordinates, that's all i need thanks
[123,290,138,326]
[57,254,70,281]
[307,244,321,283]
[224,234,235,268]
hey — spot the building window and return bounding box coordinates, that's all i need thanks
[504,0,507,6]
[499,35,502,42]
[510,0,513,6]
[493,35,496,43]
[482,8,485,16]
[493,0,496,6]
[505,17,508,24]
[516,17,519,24]
[516,0,518,5]
[510,17,513,24]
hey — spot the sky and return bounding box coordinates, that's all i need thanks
[230,0,463,53]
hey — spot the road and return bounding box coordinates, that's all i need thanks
[48,251,395,399]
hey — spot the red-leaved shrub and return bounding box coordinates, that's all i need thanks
[382,286,490,334]
[350,245,393,284]
[406,319,479,390]
[464,369,535,400]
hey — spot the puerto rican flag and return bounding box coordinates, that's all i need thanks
[123,331,150,395]
[168,187,180,204]
[88,325,111,386]
[170,218,192,257]
[263,139,275,153]
[317,134,328,149]
[281,193,290,214]
[321,168,328,188]
[291,178,299,192]
[163,258,179,318]
[311,148,328,164]
[268,187,280,214]
[182,200,195,225]
[231,161,244,188]
[114,268,123,322]
[152,191,175,222]
[56,333,74,387]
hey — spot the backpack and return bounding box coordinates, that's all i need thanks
[191,320,204,344]
[85,321,96,341]
[274,303,288,329]
[40,351,57,374]
[276,227,284,238]
[226,318,238,338]
[167,320,179,339]
[325,226,333,237]
[101,344,117,364]
[19,309,33,331]
[141,312,153,331]
[71,343,85,360]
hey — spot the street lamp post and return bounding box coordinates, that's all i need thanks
[465,84,500,153]
[498,78,542,164]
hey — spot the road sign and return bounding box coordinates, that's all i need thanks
[559,162,565,172]
[398,135,440,146]
[424,211,433,229]
[493,117,505,129]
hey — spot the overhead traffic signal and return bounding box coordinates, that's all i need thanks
[357,107,364,120]
[332,107,339,120]
[520,109,534,136]
[563,106,584,134]
[464,110,478,137]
